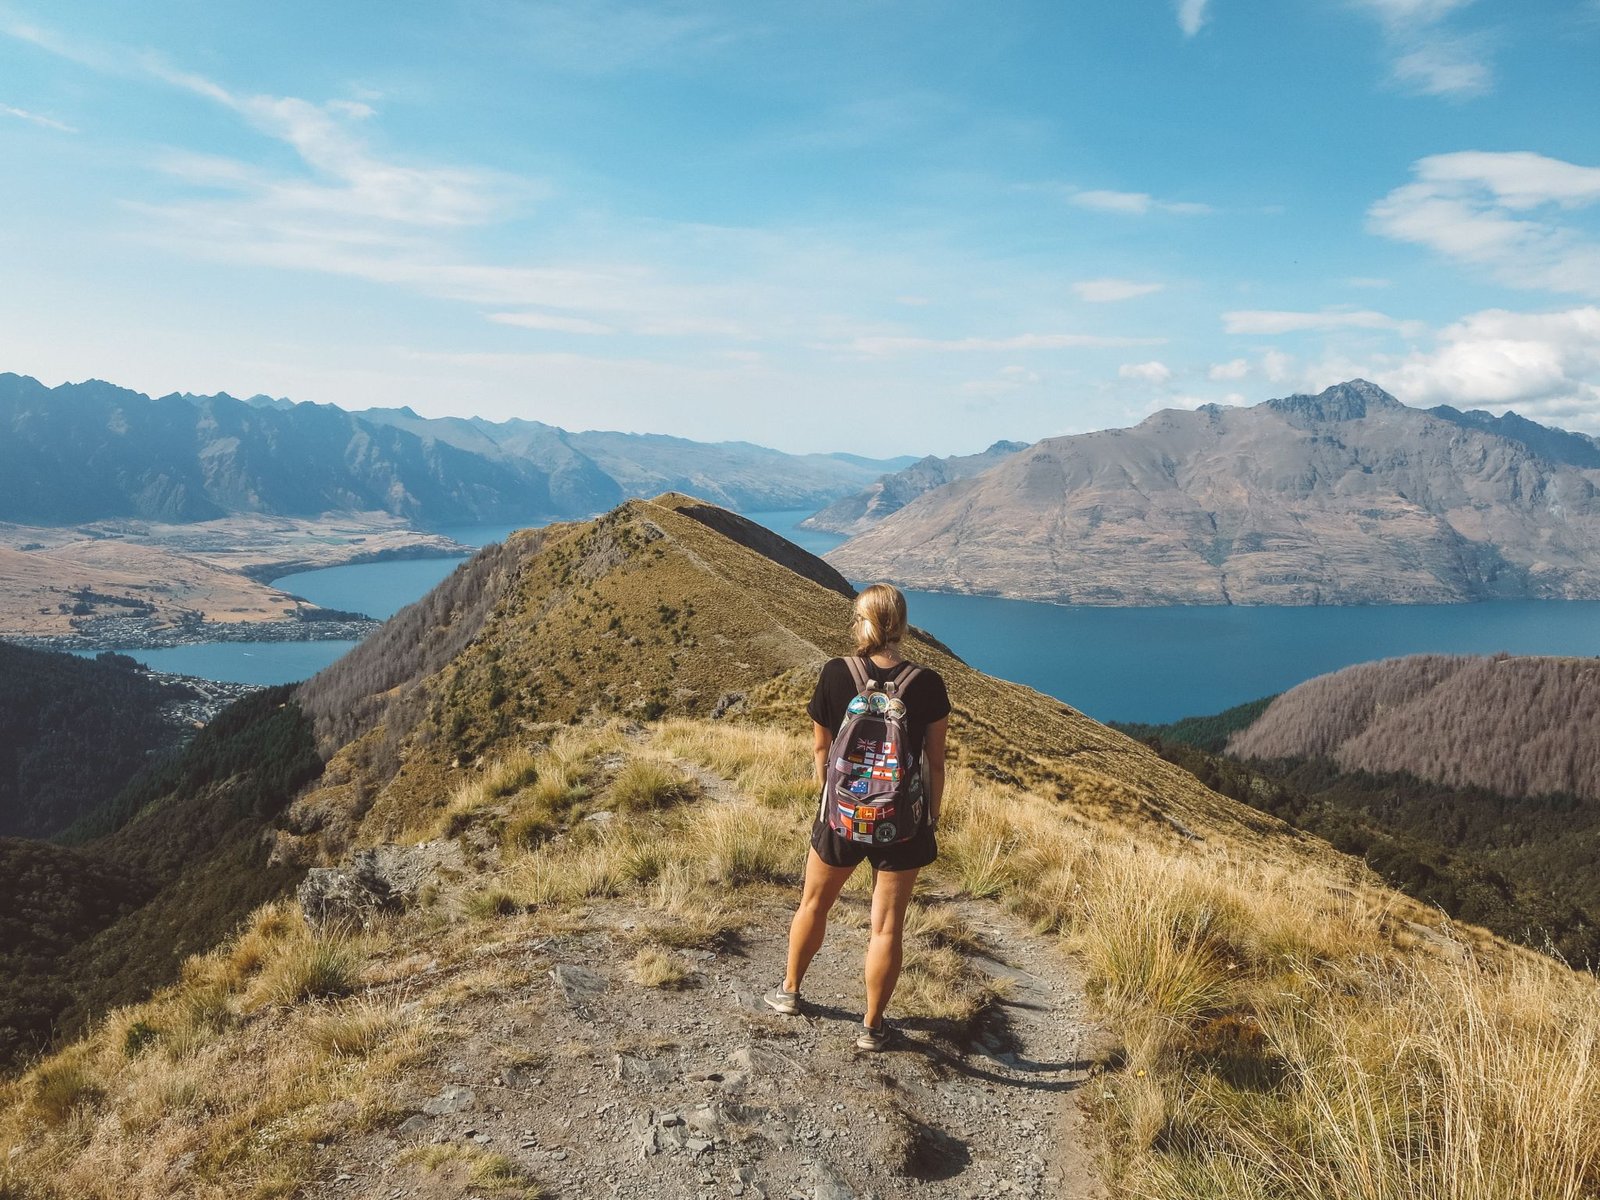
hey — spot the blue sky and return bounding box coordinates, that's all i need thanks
[2,1,1598,453]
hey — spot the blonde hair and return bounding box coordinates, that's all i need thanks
[852,583,908,655]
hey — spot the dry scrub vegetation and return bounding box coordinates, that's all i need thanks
[930,748,1600,1199]
[4,715,1598,1200]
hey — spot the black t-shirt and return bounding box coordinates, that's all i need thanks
[808,656,951,765]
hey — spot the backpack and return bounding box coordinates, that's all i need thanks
[823,657,925,846]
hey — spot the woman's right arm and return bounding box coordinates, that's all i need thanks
[925,717,948,827]
[813,721,832,784]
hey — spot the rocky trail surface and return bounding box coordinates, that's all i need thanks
[297,746,1107,1200]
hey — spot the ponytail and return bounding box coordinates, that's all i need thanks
[852,583,908,655]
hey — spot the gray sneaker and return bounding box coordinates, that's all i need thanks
[762,986,800,1016]
[855,1020,898,1051]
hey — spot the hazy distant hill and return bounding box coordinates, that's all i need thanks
[827,380,1600,605]
[0,374,908,527]
[799,439,1028,535]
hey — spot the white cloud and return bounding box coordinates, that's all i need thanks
[1223,308,1421,335]
[0,103,76,132]
[488,311,616,335]
[1377,307,1600,427]
[1176,0,1210,37]
[1073,278,1164,303]
[1369,151,1600,298]
[1390,40,1491,97]
[962,364,1044,396]
[1208,358,1250,380]
[1120,360,1173,384]
[1347,0,1493,97]
[1069,189,1212,217]
[851,332,1164,356]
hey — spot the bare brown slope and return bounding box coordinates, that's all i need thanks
[826,380,1600,605]
[284,492,1317,867]
[1230,653,1600,803]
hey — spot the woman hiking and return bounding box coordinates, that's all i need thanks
[765,583,949,1050]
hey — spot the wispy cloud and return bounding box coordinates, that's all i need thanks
[489,311,617,336]
[1068,189,1212,216]
[1073,278,1165,303]
[0,102,76,132]
[1223,308,1424,335]
[1369,151,1600,297]
[1347,0,1493,97]
[1176,0,1211,37]
[1120,360,1173,384]
[849,331,1163,356]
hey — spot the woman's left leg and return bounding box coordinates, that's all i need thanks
[783,848,855,993]
[863,866,920,1029]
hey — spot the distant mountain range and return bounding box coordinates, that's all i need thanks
[800,440,1028,535]
[0,374,915,527]
[827,380,1600,605]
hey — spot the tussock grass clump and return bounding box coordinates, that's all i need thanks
[896,943,1011,1026]
[631,948,692,989]
[245,934,363,1010]
[302,997,402,1058]
[699,804,799,886]
[400,1144,548,1194]
[432,726,629,842]
[609,759,697,812]
[27,1053,102,1125]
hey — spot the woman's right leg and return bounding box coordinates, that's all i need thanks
[783,848,854,993]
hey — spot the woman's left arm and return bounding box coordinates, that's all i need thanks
[925,717,948,827]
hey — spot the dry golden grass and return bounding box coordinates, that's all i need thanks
[929,740,1600,1200]
[655,719,817,811]
[609,758,696,812]
[631,948,692,989]
[0,904,423,1200]
[398,1144,548,1195]
[10,708,1599,1200]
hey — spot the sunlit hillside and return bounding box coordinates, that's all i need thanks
[2,495,1597,1199]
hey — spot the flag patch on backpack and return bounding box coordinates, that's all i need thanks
[823,657,924,846]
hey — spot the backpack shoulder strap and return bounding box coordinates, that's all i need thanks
[889,662,922,694]
[843,655,871,694]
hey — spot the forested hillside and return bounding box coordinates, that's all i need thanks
[0,644,195,839]
[0,686,317,1068]
[1230,654,1600,802]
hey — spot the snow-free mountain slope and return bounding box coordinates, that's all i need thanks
[826,381,1600,605]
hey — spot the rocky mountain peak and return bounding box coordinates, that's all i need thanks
[1263,379,1404,424]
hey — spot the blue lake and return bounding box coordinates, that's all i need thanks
[86,509,1600,723]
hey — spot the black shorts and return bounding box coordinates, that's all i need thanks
[810,818,937,872]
